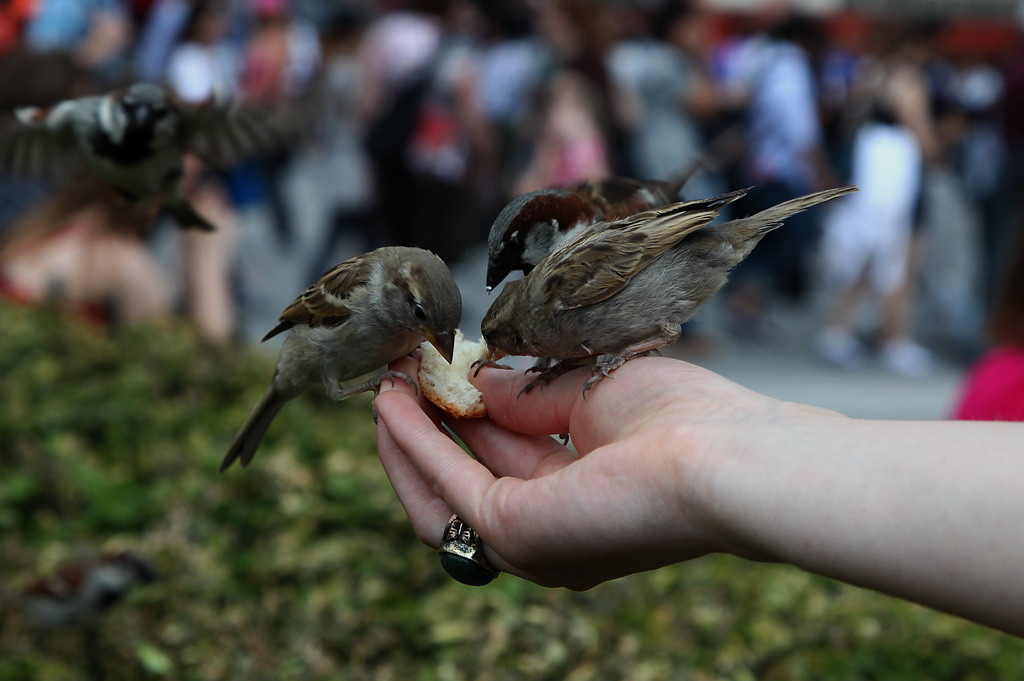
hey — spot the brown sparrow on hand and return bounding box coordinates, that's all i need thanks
[221,246,460,472]
[480,186,857,397]
[485,173,697,291]
[483,124,751,291]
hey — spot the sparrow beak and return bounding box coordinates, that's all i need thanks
[422,327,455,364]
[485,268,504,293]
[486,256,517,292]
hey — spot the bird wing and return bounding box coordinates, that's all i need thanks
[0,103,85,181]
[541,188,750,312]
[177,92,309,168]
[262,256,375,341]
[568,177,676,218]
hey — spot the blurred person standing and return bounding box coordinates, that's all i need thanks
[165,1,240,103]
[725,13,836,332]
[951,60,1007,305]
[237,0,320,248]
[818,21,944,377]
[305,5,377,281]
[512,68,611,194]
[165,0,244,342]
[360,0,493,262]
[25,0,134,83]
[133,0,194,83]
[512,0,621,193]
[474,0,543,202]
[608,0,719,199]
[925,58,1004,348]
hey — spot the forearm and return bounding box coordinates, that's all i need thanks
[701,409,1024,634]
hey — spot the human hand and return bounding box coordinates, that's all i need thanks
[373,354,807,589]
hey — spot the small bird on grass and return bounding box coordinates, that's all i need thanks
[220,246,461,472]
[480,185,857,397]
[19,551,157,629]
[0,82,302,231]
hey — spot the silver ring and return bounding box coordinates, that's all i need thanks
[438,514,500,586]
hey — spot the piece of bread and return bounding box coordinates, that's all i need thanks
[419,329,487,418]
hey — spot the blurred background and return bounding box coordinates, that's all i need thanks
[2,0,1024,678]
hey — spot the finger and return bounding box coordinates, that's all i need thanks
[474,356,713,450]
[375,380,498,523]
[470,362,588,436]
[445,415,577,479]
[375,382,522,575]
[376,411,453,548]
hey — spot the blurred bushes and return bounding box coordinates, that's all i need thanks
[0,301,1022,680]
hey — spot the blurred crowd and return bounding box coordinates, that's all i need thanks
[0,0,1023,383]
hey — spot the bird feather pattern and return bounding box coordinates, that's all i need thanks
[716,185,859,244]
[263,256,376,341]
[179,91,307,168]
[222,246,460,471]
[540,188,750,312]
[1,104,82,180]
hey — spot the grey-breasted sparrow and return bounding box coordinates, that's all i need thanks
[220,246,460,472]
[1,82,301,231]
[480,186,857,396]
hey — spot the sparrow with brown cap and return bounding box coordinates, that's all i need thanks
[481,186,857,396]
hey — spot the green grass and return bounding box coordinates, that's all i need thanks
[1,301,1021,680]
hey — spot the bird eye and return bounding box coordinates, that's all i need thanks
[413,303,427,321]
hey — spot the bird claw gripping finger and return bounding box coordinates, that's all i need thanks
[518,357,585,396]
[471,358,512,378]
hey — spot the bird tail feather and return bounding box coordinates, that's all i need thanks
[724,184,858,241]
[220,387,287,472]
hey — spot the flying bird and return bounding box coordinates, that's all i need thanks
[1,82,303,231]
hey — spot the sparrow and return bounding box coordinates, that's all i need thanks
[485,175,690,291]
[480,185,857,396]
[220,246,461,472]
[485,126,749,290]
[19,551,157,629]
[0,82,302,231]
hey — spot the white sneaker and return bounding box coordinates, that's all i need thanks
[882,339,934,378]
[816,328,866,370]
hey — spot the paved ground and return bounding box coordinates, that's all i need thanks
[233,155,969,423]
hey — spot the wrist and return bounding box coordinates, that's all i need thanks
[684,397,850,562]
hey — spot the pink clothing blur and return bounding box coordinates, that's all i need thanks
[952,347,1024,421]
[549,138,609,188]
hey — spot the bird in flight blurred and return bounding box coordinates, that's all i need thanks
[0,82,302,231]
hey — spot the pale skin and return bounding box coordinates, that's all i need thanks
[374,355,1024,637]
